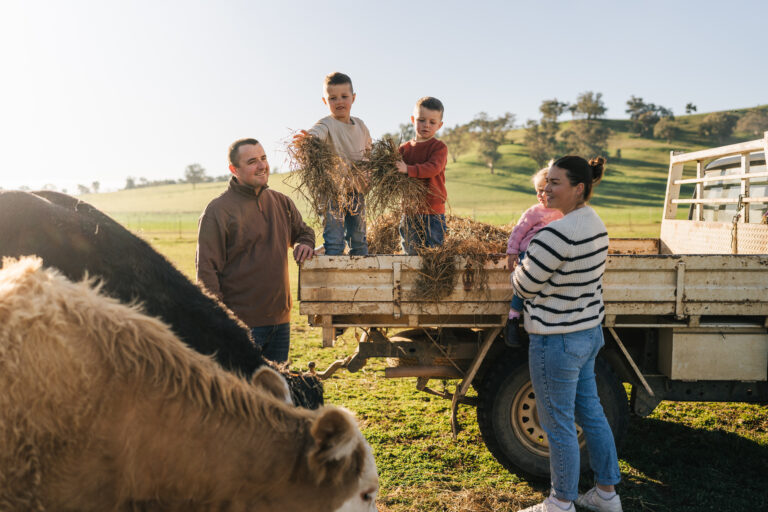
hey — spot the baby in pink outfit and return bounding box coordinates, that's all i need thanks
[505,167,563,345]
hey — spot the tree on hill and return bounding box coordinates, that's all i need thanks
[560,120,610,158]
[125,177,136,190]
[685,103,697,115]
[653,117,679,143]
[736,109,768,136]
[573,91,607,120]
[441,124,471,163]
[523,120,556,168]
[91,181,100,194]
[184,163,207,189]
[469,112,515,174]
[626,96,673,137]
[77,184,90,195]
[699,112,738,143]
[540,98,569,138]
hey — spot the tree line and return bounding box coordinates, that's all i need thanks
[385,94,768,172]
[123,164,230,191]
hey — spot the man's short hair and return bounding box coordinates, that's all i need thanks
[324,72,354,94]
[416,96,444,117]
[228,138,259,167]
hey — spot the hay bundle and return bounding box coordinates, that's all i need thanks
[411,216,510,302]
[359,138,427,219]
[286,135,354,219]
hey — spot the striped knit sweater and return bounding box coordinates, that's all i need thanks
[511,206,608,334]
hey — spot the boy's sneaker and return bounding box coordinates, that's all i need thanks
[504,318,520,347]
[519,497,574,512]
[575,487,622,512]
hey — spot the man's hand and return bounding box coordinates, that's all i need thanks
[395,160,408,174]
[293,243,314,263]
[507,254,519,272]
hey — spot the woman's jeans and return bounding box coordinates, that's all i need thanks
[250,323,290,364]
[323,192,368,255]
[528,324,621,501]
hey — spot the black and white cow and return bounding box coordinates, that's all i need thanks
[0,190,323,409]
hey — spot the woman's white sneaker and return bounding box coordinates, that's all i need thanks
[575,487,622,512]
[519,496,575,512]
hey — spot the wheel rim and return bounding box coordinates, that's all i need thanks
[510,381,585,457]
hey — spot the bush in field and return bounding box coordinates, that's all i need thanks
[736,109,768,136]
[699,112,738,143]
[653,117,679,143]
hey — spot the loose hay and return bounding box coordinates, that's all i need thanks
[285,135,354,219]
[367,212,401,254]
[411,215,510,302]
[359,138,427,219]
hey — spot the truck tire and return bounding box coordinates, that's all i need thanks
[476,354,629,480]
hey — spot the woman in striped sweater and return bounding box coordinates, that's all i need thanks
[515,156,622,512]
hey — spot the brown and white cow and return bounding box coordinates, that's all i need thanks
[0,257,377,512]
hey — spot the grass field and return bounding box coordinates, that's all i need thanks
[75,114,768,511]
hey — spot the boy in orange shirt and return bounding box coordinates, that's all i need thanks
[395,97,448,254]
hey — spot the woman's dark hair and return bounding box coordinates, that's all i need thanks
[552,155,606,201]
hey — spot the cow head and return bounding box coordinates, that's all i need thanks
[250,366,292,405]
[309,408,378,512]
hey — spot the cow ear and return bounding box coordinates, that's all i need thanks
[310,408,360,464]
[250,366,292,405]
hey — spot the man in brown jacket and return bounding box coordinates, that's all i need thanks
[196,138,314,363]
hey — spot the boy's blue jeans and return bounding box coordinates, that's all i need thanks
[528,324,621,501]
[323,192,368,255]
[250,323,290,364]
[399,213,446,255]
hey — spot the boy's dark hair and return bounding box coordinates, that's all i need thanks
[416,96,444,117]
[324,72,354,93]
[228,138,259,167]
[552,155,606,202]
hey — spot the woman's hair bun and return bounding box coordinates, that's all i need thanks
[588,156,606,184]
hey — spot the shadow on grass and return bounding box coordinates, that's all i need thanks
[617,416,768,512]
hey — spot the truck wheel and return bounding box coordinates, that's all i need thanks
[476,355,629,480]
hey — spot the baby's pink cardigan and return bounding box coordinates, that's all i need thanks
[506,204,564,255]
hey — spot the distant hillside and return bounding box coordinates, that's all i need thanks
[81,106,768,238]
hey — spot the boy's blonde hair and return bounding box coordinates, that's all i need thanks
[532,160,553,187]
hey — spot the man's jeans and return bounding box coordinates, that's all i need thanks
[250,323,290,364]
[399,213,446,255]
[528,324,621,501]
[323,192,368,255]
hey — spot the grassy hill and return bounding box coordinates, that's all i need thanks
[81,106,768,241]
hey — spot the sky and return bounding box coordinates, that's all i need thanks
[1,0,766,192]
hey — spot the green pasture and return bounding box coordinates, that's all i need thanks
[76,116,768,511]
